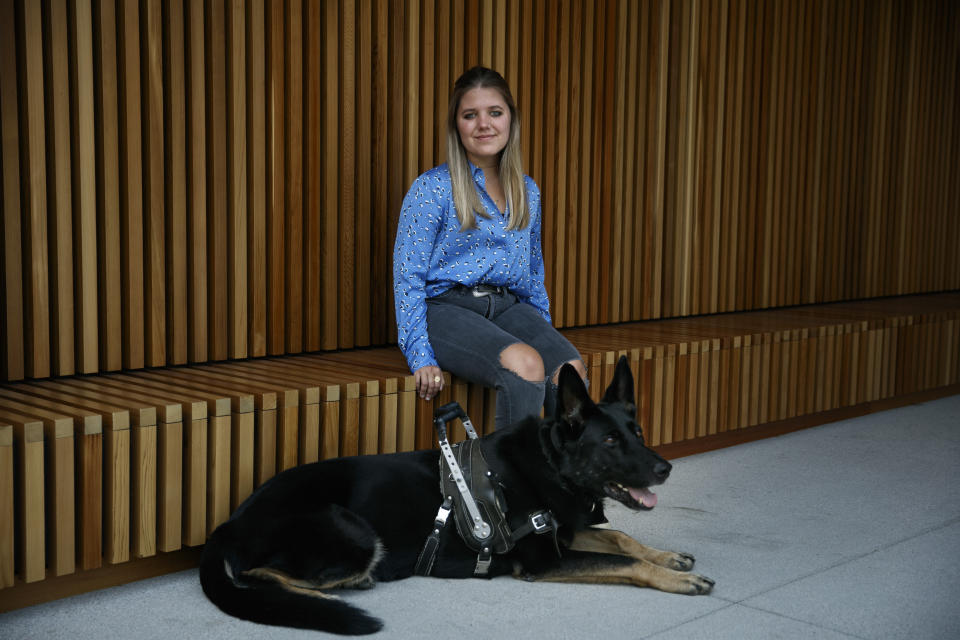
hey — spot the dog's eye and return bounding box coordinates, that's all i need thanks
[604,433,620,445]
[635,427,644,439]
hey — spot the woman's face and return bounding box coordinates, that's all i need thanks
[456,87,511,168]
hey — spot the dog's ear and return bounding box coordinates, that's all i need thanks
[601,355,636,409]
[555,363,594,434]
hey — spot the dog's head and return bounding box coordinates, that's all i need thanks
[549,355,671,511]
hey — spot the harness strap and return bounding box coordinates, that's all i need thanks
[510,510,556,542]
[512,511,561,560]
[473,511,560,577]
[414,496,453,577]
[474,547,493,576]
[417,403,563,578]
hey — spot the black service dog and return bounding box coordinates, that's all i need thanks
[200,356,714,634]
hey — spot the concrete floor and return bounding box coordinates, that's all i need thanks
[2,394,958,639]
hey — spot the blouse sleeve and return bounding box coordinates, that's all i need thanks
[393,174,442,372]
[522,179,553,324]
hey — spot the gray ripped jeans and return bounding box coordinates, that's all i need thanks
[425,286,583,429]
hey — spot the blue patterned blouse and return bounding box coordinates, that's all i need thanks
[393,162,551,373]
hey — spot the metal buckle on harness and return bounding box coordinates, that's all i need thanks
[474,547,493,576]
[530,511,551,533]
[415,496,454,577]
[434,500,452,529]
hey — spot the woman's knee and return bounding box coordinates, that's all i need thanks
[550,358,588,384]
[499,343,545,383]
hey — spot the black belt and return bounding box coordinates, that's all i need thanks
[457,284,507,297]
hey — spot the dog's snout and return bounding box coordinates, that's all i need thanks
[654,461,671,479]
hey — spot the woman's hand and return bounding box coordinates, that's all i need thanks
[414,365,444,401]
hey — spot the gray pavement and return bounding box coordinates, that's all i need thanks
[2,394,958,639]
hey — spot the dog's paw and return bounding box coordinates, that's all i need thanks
[681,573,714,595]
[343,575,377,590]
[665,552,695,572]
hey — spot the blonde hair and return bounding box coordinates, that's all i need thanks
[446,67,529,231]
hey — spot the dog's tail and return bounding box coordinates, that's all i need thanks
[199,524,383,635]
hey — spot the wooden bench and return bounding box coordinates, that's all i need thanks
[1,292,958,609]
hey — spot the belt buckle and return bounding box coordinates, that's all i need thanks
[471,285,495,298]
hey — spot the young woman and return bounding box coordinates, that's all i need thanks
[393,66,586,429]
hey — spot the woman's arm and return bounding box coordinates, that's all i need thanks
[523,179,552,323]
[393,172,446,399]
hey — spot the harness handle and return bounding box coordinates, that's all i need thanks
[433,403,490,542]
[434,401,480,440]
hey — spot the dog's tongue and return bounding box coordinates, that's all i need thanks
[629,487,658,508]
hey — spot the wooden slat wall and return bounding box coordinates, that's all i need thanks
[2,0,960,383]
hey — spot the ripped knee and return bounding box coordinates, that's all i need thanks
[499,343,545,383]
[551,358,588,385]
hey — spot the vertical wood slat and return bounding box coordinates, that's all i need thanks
[561,0,582,328]
[187,0,208,363]
[20,0,52,379]
[339,0,356,349]
[549,0,569,323]
[371,0,390,346]
[164,0,188,365]
[1,0,24,381]
[70,0,100,374]
[2,0,960,383]
[206,0,228,362]
[227,0,248,360]
[576,0,595,328]
[3,418,45,583]
[45,0,76,376]
[246,0,267,357]
[92,0,124,372]
[117,0,145,370]
[266,0,285,355]
[322,0,340,351]
[615,0,635,323]
[285,0,304,353]
[353,0,371,347]
[0,424,13,587]
[385,0,405,346]
[631,0,652,320]
[143,0,166,368]
[304,0,322,352]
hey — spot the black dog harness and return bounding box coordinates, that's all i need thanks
[415,403,560,577]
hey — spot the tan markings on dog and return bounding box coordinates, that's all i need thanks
[519,558,714,595]
[339,540,386,590]
[242,567,348,598]
[569,529,696,571]
[242,540,385,596]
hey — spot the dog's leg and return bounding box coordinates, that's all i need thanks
[243,539,384,595]
[239,504,385,596]
[518,551,714,595]
[568,529,696,572]
[242,567,346,599]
